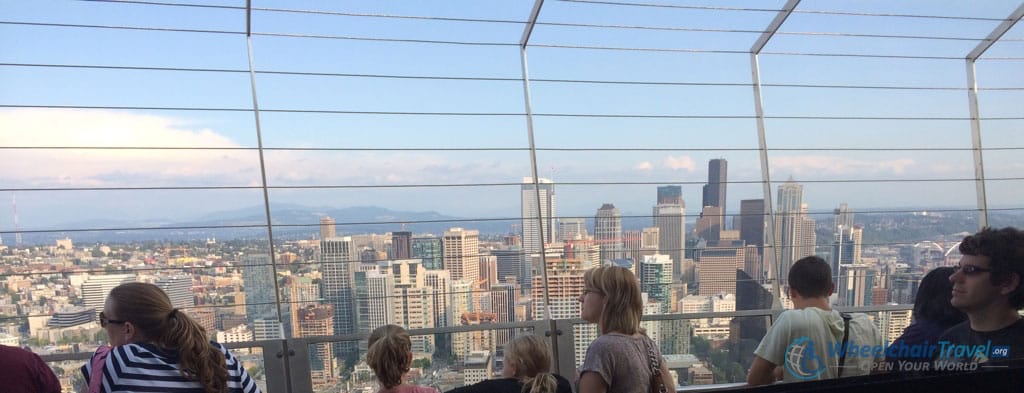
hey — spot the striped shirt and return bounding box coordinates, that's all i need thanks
[81,341,261,393]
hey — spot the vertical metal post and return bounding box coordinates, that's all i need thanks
[750,53,781,306]
[520,0,561,373]
[749,0,800,306]
[245,2,291,391]
[961,2,1024,229]
[965,60,989,229]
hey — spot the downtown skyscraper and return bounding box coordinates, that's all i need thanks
[774,178,816,285]
[702,159,728,225]
[521,177,556,254]
[654,186,686,281]
[320,236,358,360]
[594,203,623,262]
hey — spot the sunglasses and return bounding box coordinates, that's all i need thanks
[956,264,994,276]
[99,311,127,328]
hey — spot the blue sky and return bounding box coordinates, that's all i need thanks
[0,0,1022,231]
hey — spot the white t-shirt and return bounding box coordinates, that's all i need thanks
[754,307,882,382]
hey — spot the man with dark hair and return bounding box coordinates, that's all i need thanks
[935,227,1024,365]
[747,256,882,385]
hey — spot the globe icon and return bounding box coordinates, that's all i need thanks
[785,336,826,380]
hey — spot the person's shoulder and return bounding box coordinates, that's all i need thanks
[938,320,971,340]
[1006,318,1024,332]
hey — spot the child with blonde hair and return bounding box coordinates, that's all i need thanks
[367,325,439,393]
[445,333,571,393]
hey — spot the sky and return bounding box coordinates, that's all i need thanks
[0,0,1022,233]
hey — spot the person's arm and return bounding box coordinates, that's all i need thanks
[578,371,608,393]
[747,355,779,386]
[659,359,676,392]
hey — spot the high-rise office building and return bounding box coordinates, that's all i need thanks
[702,159,728,224]
[697,240,745,296]
[81,274,134,317]
[639,254,673,313]
[558,218,588,242]
[320,236,358,359]
[833,203,855,235]
[411,236,443,270]
[774,178,816,285]
[832,225,863,275]
[531,257,594,366]
[493,247,527,286]
[320,216,336,240]
[296,304,336,387]
[594,203,623,262]
[484,282,519,348]
[424,269,453,356]
[443,228,480,284]
[739,199,766,254]
[241,254,276,323]
[394,283,435,353]
[354,268,395,335]
[155,275,194,310]
[521,177,556,254]
[654,186,686,281]
[695,206,723,243]
[840,264,874,307]
[657,185,683,205]
[391,231,412,260]
[282,275,320,338]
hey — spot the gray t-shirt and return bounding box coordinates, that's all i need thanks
[580,333,660,393]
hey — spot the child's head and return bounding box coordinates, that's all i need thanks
[503,333,557,393]
[367,324,412,389]
[502,333,551,378]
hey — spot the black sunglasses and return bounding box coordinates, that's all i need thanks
[99,311,127,328]
[956,264,994,276]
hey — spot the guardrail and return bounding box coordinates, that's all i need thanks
[41,304,914,393]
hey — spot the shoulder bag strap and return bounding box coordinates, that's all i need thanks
[643,337,666,393]
[837,313,852,378]
[88,346,111,393]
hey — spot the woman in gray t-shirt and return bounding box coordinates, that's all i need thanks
[577,266,675,393]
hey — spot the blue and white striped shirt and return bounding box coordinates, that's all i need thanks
[82,341,261,393]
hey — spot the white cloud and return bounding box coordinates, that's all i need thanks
[662,155,696,172]
[771,155,916,176]
[0,109,523,189]
[633,161,654,171]
[0,109,259,188]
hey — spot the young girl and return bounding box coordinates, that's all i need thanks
[445,333,571,393]
[367,325,439,393]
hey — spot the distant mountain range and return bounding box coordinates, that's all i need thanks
[9,204,1022,246]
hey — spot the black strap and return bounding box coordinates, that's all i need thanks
[838,312,852,378]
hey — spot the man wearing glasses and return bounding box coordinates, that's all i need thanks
[935,227,1024,366]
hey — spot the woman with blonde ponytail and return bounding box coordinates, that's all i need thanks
[445,333,571,393]
[80,282,260,393]
[367,324,439,393]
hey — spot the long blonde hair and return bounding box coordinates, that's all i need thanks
[367,324,412,389]
[504,333,557,393]
[108,282,227,393]
[584,265,643,335]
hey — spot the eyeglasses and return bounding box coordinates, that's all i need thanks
[956,264,994,276]
[99,311,127,328]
